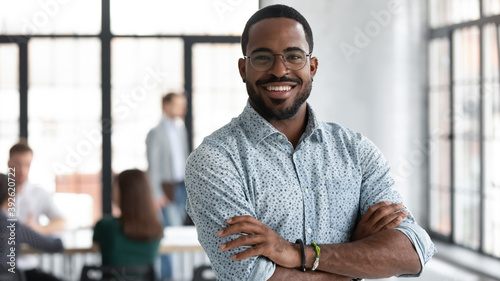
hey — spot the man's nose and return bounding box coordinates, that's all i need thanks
[266,54,289,78]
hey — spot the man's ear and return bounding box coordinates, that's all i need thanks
[309,56,318,79]
[238,58,247,82]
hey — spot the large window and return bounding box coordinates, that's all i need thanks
[429,0,500,258]
[0,0,258,224]
[0,44,19,167]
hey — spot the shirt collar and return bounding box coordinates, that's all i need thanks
[240,101,324,146]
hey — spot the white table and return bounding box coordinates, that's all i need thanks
[23,226,205,280]
[56,225,204,254]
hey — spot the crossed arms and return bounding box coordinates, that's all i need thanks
[218,201,420,280]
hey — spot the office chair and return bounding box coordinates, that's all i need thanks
[0,268,26,281]
[192,265,216,281]
[80,264,156,281]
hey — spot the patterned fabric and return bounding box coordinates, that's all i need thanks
[0,212,63,272]
[186,102,436,281]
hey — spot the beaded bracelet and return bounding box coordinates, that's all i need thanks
[295,239,306,272]
[311,242,321,271]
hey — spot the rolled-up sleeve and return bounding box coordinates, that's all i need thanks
[185,142,275,280]
[396,221,437,277]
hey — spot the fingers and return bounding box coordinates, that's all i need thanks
[360,201,390,223]
[220,234,262,251]
[363,201,404,224]
[230,244,264,261]
[381,215,405,230]
[373,209,408,230]
[217,215,262,237]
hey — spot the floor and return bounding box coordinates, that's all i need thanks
[369,258,499,281]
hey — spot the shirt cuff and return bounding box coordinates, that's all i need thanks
[248,256,276,281]
[395,221,437,277]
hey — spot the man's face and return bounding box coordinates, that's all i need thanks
[239,17,318,120]
[163,96,187,119]
[7,152,33,186]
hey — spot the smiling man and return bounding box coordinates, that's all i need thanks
[185,4,436,281]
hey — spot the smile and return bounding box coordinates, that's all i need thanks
[265,85,292,92]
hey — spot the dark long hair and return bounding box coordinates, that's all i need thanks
[117,169,163,241]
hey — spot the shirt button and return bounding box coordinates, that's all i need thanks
[277,135,283,140]
[305,189,309,194]
[307,228,312,234]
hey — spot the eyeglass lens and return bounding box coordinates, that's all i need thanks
[249,50,308,71]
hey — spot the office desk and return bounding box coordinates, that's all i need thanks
[23,226,205,280]
[56,226,203,254]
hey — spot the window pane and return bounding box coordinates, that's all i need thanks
[0,44,19,167]
[453,27,480,85]
[452,26,481,249]
[430,186,452,235]
[0,0,101,35]
[111,38,184,173]
[192,43,247,148]
[483,24,500,258]
[430,0,480,28]
[429,138,452,236]
[483,0,500,16]
[454,191,480,249]
[28,38,101,226]
[429,38,450,87]
[429,37,452,237]
[111,0,258,35]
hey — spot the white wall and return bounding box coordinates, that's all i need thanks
[260,0,429,225]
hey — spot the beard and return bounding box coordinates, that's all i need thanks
[246,75,312,121]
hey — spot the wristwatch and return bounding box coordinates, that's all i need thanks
[351,279,363,281]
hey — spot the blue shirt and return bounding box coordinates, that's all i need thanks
[185,102,436,281]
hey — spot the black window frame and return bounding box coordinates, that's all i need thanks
[428,0,500,260]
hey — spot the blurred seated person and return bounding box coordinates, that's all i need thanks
[6,139,66,280]
[7,140,66,234]
[93,169,163,268]
[0,173,64,281]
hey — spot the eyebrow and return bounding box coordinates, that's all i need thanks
[250,47,307,54]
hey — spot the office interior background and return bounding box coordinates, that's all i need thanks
[0,0,499,280]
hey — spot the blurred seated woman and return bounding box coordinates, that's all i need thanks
[0,173,64,281]
[93,169,163,267]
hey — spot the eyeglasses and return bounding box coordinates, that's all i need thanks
[244,50,312,72]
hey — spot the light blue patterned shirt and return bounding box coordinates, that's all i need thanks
[186,102,436,281]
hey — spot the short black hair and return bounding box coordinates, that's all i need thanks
[241,4,314,55]
[9,138,33,159]
[162,92,184,105]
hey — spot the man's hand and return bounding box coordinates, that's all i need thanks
[351,201,408,241]
[155,195,171,209]
[217,215,300,268]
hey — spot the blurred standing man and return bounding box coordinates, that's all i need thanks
[146,92,189,226]
[146,92,189,280]
[7,139,66,281]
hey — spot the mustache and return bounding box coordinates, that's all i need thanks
[255,75,301,86]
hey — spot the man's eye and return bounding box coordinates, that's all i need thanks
[254,55,271,60]
[287,54,303,60]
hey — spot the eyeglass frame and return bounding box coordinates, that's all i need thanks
[243,48,313,72]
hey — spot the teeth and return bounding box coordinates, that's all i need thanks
[266,86,292,91]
